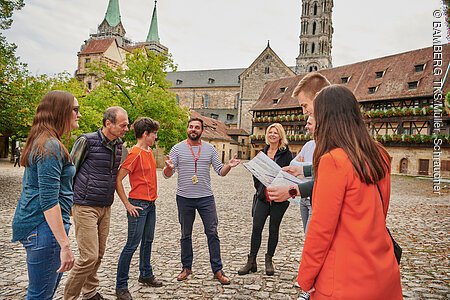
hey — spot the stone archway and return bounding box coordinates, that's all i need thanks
[400,158,408,174]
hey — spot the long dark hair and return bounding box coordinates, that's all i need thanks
[312,85,390,184]
[20,90,74,167]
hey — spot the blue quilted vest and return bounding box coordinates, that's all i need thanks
[73,130,122,207]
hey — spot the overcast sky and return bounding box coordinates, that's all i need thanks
[3,0,446,75]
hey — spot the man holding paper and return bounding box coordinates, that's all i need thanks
[267,73,330,202]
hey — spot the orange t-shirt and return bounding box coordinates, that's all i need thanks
[120,146,158,201]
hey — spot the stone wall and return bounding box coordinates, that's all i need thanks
[172,87,239,110]
[238,100,257,134]
[388,146,450,178]
[239,50,294,134]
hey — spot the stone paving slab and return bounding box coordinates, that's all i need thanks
[0,162,449,299]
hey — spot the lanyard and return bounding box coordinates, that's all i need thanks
[186,140,202,174]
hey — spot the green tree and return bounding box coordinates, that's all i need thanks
[0,0,27,137]
[89,48,188,152]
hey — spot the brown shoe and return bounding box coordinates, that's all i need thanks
[87,292,106,300]
[138,275,163,287]
[214,270,231,285]
[177,268,192,281]
[116,289,132,300]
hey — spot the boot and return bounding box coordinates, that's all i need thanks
[238,255,257,275]
[265,254,274,276]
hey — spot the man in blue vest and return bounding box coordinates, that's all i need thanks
[64,106,129,300]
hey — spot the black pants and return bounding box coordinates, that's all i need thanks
[250,199,289,257]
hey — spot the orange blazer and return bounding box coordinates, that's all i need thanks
[298,148,402,300]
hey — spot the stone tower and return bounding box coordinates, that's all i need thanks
[90,0,131,47]
[295,0,333,74]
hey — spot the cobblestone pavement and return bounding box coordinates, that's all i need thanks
[0,161,449,299]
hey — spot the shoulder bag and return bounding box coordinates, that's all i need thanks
[377,184,402,264]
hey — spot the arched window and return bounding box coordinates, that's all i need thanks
[312,21,317,35]
[313,2,318,15]
[311,42,315,54]
[203,94,209,108]
[400,158,408,174]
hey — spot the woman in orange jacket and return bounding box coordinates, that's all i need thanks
[296,85,402,299]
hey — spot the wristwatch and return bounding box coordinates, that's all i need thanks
[288,186,298,199]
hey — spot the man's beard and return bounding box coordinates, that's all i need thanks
[188,132,201,141]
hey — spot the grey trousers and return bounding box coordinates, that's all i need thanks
[299,198,312,233]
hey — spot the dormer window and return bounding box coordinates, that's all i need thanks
[415,64,425,72]
[208,78,215,84]
[341,76,349,84]
[280,87,287,93]
[273,99,279,104]
[375,71,384,79]
[368,86,378,94]
[408,81,419,90]
[176,79,183,85]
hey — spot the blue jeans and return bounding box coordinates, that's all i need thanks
[20,221,70,300]
[116,199,156,289]
[176,195,223,274]
[300,198,312,233]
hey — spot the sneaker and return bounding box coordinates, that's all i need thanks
[138,275,163,287]
[115,289,132,300]
[298,291,310,300]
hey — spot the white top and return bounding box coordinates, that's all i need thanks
[290,140,316,166]
[167,140,223,198]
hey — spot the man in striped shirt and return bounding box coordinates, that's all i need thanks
[163,117,240,285]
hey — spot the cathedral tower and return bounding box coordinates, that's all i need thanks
[295,0,333,74]
[90,0,130,46]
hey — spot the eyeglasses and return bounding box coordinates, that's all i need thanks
[73,107,80,114]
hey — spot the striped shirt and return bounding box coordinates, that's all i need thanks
[167,140,223,198]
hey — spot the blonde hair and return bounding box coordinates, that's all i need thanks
[292,72,330,100]
[265,123,288,150]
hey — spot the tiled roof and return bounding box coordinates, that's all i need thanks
[190,111,231,141]
[226,128,250,136]
[252,45,450,111]
[167,68,245,88]
[79,38,117,55]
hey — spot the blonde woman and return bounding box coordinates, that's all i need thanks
[238,123,293,276]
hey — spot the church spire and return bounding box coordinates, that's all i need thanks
[104,0,121,27]
[94,0,127,45]
[146,0,160,43]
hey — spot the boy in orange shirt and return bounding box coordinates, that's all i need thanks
[115,117,161,300]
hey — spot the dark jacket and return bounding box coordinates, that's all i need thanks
[253,145,293,202]
[73,130,122,207]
